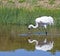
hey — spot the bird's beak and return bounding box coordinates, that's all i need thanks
[28,28,30,30]
[28,37,31,39]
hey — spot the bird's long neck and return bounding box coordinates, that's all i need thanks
[31,23,38,28]
[28,39,38,45]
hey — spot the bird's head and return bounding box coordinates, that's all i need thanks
[28,25,33,30]
[28,27,31,30]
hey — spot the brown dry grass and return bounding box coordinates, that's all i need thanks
[0,0,60,9]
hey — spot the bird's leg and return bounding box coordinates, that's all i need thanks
[44,25,47,36]
[46,31,47,36]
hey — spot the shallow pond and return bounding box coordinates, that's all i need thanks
[0,49,60,56]
[0,24,60,56]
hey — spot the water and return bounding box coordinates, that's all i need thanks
[18,32,60,37]
[0,49,60,56]
[0,25,60,56]
[18,32,46,37]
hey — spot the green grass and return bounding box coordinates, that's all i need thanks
[0,7,60,28]
[8,0,15,3]
[49,0,55,5]
[18,0,26,3]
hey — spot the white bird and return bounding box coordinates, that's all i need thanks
[28,39,54,51]
[28,16,54,35]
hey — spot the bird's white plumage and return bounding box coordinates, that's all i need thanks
[28,39,54,51]
[28,16,54,29]
[35,42,54,51]
[35,16,54,24]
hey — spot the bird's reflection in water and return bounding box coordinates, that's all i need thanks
[28,38,54,51]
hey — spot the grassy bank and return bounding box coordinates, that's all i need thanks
[0,7,60,28]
